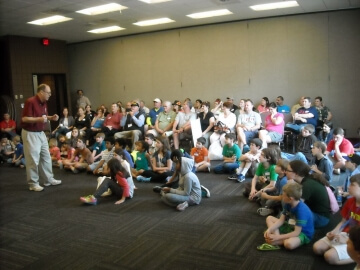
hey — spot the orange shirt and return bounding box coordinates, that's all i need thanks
[190,147,208,164]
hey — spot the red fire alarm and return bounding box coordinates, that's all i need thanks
[42,38,50,46]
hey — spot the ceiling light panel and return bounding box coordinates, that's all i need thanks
[88,26,125,34]
[187,9,233,19]
[133,18,175,26]
[250,1,299,11]
[138,0,172,3]
[77,3,128,16]
[28,15,73,26]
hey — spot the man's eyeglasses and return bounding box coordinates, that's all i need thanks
[42,90,51,96]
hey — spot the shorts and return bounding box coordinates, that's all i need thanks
[268,131,283,142]
[279,223,311,245]
[319,232,349,261]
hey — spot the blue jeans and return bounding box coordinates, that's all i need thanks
[312,212,330,228]
[213,162,239,174]
[285,123,308,133]
[281,152,308,164]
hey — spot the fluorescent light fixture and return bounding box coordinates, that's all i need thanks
[77,3,127,15]
[88,26,125,34]
[133,18,174,26]
[139,0,172,3]
[28,15,72,25]
[187,9,233,19]
[250,1,299,11]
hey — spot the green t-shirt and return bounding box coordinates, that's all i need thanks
[255,163,278,182]
[135,151,148,171]
[222,143,241,164]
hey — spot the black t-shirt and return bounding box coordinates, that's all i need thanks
[198,112,215,132]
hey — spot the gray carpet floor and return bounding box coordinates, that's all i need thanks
[0,162,354,270]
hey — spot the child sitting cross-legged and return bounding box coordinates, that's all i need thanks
[87,137,114,176]
[49,138,60,166]
[131,140,149,179]
[190,137,211,173]
[257,159,291,216]
[12,135,25,168]
[228,138,262,182]
[243,147,279,202]
[313,174,360,265]
[257,182,314,251]
[80,158,134,205]
[213,133,241,175]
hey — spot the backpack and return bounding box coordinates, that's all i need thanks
[325,186,339,214]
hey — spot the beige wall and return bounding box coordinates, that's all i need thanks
[68,10,360,137]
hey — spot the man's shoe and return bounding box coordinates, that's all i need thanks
[227,174,238,180]
[236,174,246,183]
[44,179,62,186]
[201,185,210,198]
[80,195,97,205]
[29,185,44,192]
[176,201,189,211]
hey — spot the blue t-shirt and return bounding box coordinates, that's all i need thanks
[295,106,318,127]
[282,201,314,240]
[123,149,134,168]
[222,144,241,164]
[15,143,24,158]
[277,105,290,113]
[275,175,288,195]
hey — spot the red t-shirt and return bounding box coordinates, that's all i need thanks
[115,172,130,198]
[340,197,360,233]
[21,95,48,132]
[0,119,16,130]
[190,147,208,164]
[327,138,354,160]
[104,112,122,130]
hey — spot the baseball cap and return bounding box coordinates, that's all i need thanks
[153,98,161,103]
[131,101,139,107]
[344,154,360,166]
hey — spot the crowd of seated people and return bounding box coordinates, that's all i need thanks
[3,93,360,267]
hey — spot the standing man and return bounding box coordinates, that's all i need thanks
[21,84,62,191]
[0,112,17,139]
[76,89,91,109]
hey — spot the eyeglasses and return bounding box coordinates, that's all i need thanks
[286,169,294,173]
[43,90,51,96]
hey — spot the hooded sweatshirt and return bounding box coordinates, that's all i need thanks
[170,157,201,205]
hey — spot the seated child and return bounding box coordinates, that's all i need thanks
[80,158,134,205]
[115,138,134,168]
[258,182,314,251]
[346,225,360,269]
[57,134,66,149]
[213,133,241,175]
[243,148,279,201]
[0,135,14,163]
[49,138,60,166]
[257,159,290,216]
[281,124,317,165]
[190,137,210,172]
[67,137,94,173]
[313,174,360,265]
[228,138,262,182]
[131,140,149,178]
[67,128,80,148]
[87,137,114,176]
[144,133,156,157]
[90,132,106,162]
[12,135,25,168]
[341,154,360,200]
[59,141,75,169]
[311,141,333,182]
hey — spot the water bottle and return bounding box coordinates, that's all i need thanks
[336,187,343,207]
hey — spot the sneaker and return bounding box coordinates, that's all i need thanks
[201,185,211,198]
[227,174,238,180]
[257,207,274,216]
[176,201,189,211]
[44,179,62,186]
[136,176,151,182]
[236,174,245,183]
[207,167,211,173]
[153,186,163,193]
[80,195,97,205]
[29,185,44,192]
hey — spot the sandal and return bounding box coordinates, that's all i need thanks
[257,243,280,251]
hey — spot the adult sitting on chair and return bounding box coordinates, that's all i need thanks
[172,100,196,149]
[236,99,261,151]
[115,101,145,151]
[147,101,176,137]
[258,102,284,149]
[285,97,318,134]
[145,98,164,134]
[0,112,17,139]
[102,103,122,138]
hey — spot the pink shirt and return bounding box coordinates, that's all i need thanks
[50,146,61,160]
[265,113,284,134]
